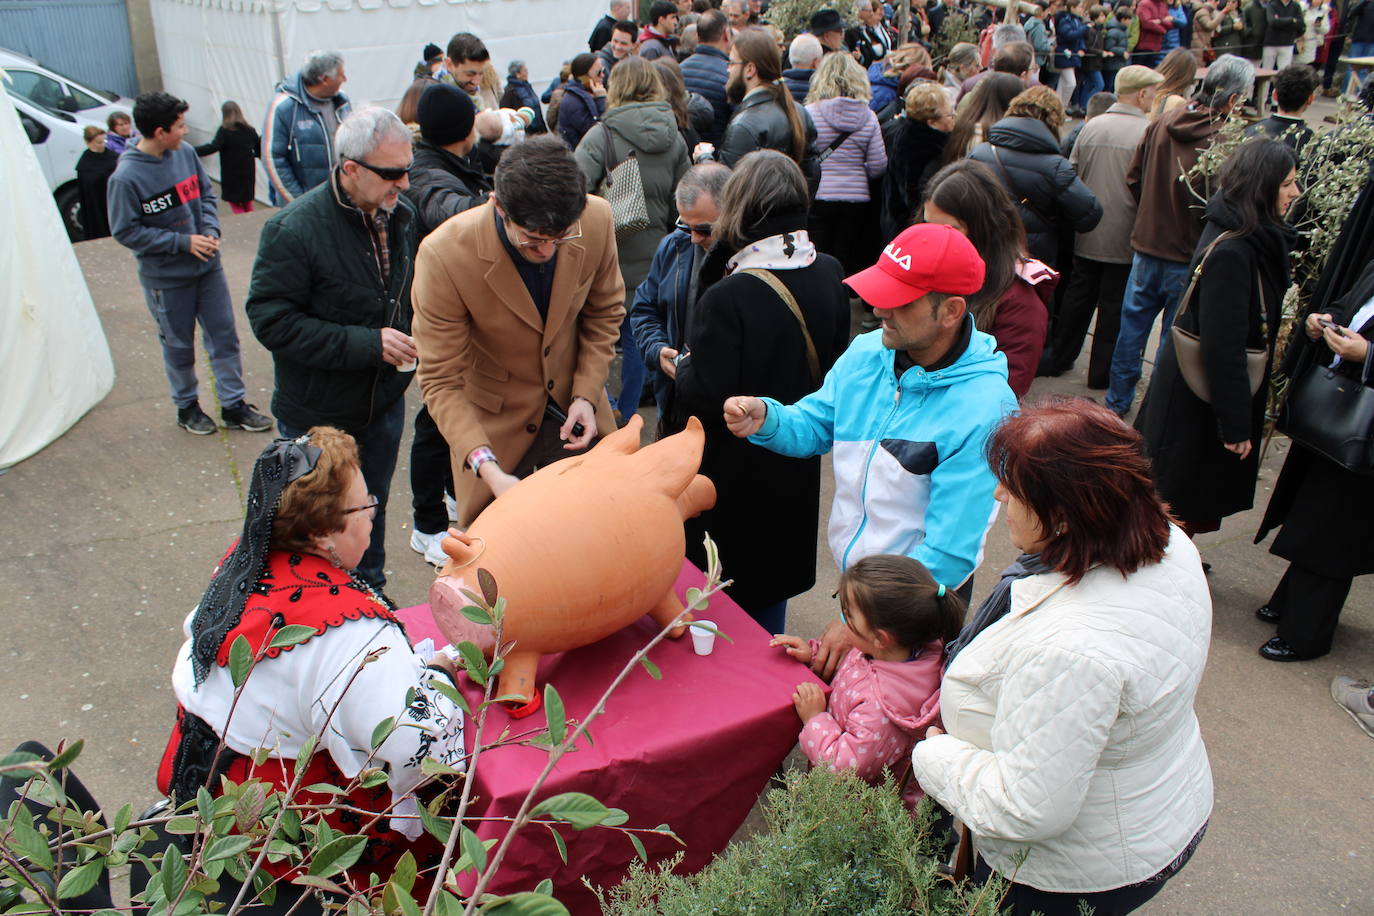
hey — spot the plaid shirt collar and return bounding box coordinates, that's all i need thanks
[331,168,392,284]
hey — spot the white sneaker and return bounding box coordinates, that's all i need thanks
[444,493,459,523]
[410,529,450,567]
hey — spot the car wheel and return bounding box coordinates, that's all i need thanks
[55,184,83,241]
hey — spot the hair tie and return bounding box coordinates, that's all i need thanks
[937,584,946,598]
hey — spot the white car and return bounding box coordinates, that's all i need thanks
[2,47,136,239]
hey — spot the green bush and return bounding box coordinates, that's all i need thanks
[596,768,1006,915]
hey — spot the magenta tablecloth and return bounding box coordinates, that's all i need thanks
[397,560,822,913]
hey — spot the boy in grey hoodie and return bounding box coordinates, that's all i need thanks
[107,91,270,434]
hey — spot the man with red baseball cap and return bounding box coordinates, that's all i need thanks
[725,223,1017,677]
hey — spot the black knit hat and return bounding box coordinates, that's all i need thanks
[423,42,443,63]
[417,82,477,146]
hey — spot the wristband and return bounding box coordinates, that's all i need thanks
[467,446,498,474]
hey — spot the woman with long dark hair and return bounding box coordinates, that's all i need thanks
[672,151,850,633]
[1136,138,1301,538]
[194,101,261,214]
[922,159,1059,398]
[556,53,608,149]
[942,72,1024,163]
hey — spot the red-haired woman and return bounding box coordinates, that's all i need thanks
[913,398,1213,916]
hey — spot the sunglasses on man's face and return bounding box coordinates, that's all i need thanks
[349,158,412,182]
[675,219,714,236]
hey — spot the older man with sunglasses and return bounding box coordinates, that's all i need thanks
[246,107,420,597]
[412,135,625,528]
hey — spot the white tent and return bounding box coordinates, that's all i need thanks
[151,0,600,198]
[0,75,116,469]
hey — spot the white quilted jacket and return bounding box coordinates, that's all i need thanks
[912,525,1214,892]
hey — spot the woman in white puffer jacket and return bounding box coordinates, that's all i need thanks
[913,398,1213,916]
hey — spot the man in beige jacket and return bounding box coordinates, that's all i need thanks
[412,135,625,527]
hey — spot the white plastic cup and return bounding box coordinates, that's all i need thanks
[689,619,717,656]
[397,357,418,373]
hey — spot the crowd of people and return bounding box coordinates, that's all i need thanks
[79,0,1374,912]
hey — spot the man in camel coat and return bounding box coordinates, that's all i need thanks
[412,135,625,527]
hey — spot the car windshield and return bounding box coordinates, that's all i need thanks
[8,62,119,107]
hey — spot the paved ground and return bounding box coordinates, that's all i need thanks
[3,159,1371,912]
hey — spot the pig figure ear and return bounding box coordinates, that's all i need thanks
[441,531,483,568]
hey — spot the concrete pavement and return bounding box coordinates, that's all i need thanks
[1,204,1370,914]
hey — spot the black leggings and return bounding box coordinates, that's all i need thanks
[974,861,1168,916]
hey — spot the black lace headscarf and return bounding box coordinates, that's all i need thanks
[189,435,322,684]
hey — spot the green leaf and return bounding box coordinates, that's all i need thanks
[420,756,463,777]
[544,684,566,745]
[533,878,554,895]
[233,780,268,834]
[628,832,647,861]
[530,792,619,830]
[451,836,499,877]
[639,657,662,680]
[159,842,188,902]
[435,890,465,916]
[202,835,253,863]
[0,750,45,778]
[544,823,568,866]
[458,640,489,686]
[112,802,132,836]
[689,621,734,644]
[10,816,54,870]
[295,734,318,773]
[56,861,103,899]
[460,826,488,874]
[306,834,368,878]
[228,634,253,688]
[419,803,454,845]
[291,874,346,894]
[602,807,629,827]
[391,851,417,893]
[461,604,494,626]
[684,587,702,611]
[478,892,571,915]
[302,783,347,795]
[268,624,317,649]
[477,567,499,606]
[430,677,472,716]
[46,739,84,772]
[370,716,396,750]
[359,767,389,788]
[398,888,422,916]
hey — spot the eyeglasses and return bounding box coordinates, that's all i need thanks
[349,158,412,182]
[509,220,583,249]
[343,494,380,519]
[675,219,714,236]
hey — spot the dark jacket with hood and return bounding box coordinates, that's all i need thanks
[681,45,733,143]
[1127,101,1225,263]
[107,142,222,286]
[628,229,700,418]
[1256,258,1374,579]
[263,71,352,206]
[880,118,947,242]
[673,211,852,613]
[783,67,815,103]
[245,171,417,432]
[1135,193,1291,523]
[402,140,492,238]
[969,116,1103,267]
[1053,11,1089,69]
[556,81,606,151]
[575,100,691,291]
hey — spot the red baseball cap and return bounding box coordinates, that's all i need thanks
[844,223,986,310]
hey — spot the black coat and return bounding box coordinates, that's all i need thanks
[968,116,1102,267]
[402,140,492,238]
[1256,259,1374,578]
[673,243,851,613]
[880,117,946,244]
[195,125,260,204]
[1136,195,1291,525]
[75,147,118,240]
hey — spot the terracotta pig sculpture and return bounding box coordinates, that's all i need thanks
[429,414,717,714]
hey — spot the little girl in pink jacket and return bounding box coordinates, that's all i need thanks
[771,554,964,810]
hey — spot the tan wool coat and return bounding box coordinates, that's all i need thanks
[412,196,625,526]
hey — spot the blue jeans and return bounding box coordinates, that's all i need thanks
[1105,253,1190,415]
[1073,69,1104,109]
[141,266,246,409]
[614,314,645,417]
[278,395,406,591]
[1350,41,1374,93]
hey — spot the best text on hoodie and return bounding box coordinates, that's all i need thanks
[108,144,221,287]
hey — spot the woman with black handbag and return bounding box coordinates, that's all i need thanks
[672,150,851,633]
[1253,257,1374,661]
[1135,138,1301,539]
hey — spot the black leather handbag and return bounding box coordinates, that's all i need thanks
[1278,347,1374,475]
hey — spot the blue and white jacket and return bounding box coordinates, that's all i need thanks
[262,71,351,207]
[750,322,1017,589]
